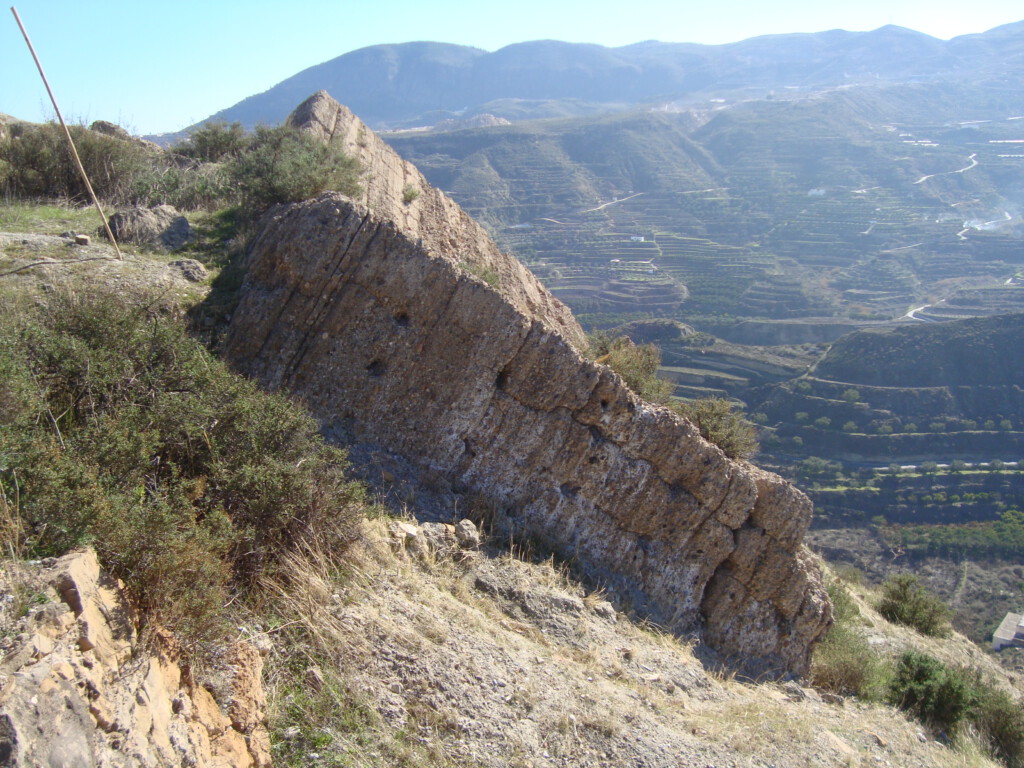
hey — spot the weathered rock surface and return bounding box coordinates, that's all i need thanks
[89,120,161,151]
[89,120,133,141]
[285,90,585,351]
[0,551,270,767]
[106,205,194,252]
[168,257,208,282]
[223,93,830,675]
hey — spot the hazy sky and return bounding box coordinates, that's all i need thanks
[3,0,1022,134]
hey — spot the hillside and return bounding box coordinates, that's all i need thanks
[814,314,1024,388]
[3,93,1024,766]
[3,521,1013,768]
[385,92,1024,330]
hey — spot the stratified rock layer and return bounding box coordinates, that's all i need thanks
[223,94,830,675]
[286,90,585,351]
[0,551,270,767]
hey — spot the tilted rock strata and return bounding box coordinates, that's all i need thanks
[285,90,586,351]
[224,192,831,674]
[0,550,270,767]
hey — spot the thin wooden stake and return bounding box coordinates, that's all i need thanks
[10,6,123,259]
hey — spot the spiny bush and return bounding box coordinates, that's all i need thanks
[227,125,361,217]
[1,121,361,220]
[887,650,974,735]
[810,579,889,698]
[877,573,951,637]
[0,289,364,643]
[130,161,233,212]
[0,122,151,205]
[884,650,1024,766]
[974,684,1024,768]
[173,121,247,163]
[670,397,759,460]
[586,331,758,459]
[587,332,673,404]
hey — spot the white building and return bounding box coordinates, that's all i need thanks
[992,612,1024,651]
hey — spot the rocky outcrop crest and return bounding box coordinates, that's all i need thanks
[224,93,830,675]
[286,91,585,350]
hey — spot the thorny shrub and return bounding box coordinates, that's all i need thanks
[0,289,364,644]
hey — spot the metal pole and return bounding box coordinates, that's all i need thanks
[10,6,123,259]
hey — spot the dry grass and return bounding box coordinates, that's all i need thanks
[244,517,1012,768]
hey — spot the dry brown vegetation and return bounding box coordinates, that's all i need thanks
[244,506,1012,768]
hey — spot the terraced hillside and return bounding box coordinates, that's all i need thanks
[758,314,1024,457]
[386,84,1024,331]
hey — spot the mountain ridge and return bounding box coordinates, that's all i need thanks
[165,22,1023,137]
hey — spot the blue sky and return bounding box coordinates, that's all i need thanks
[3,0,1022,135]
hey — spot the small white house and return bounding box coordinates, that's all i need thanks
[992,612,1024,651]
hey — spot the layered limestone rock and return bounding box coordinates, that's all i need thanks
[223,95,830,675]
[285,90,586,351]
[0,550,270,767]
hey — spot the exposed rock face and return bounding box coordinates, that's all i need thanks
[89,120,133,141]
[106,205,194,252]
[223,94,830,675]
[89,120,162,150]
[0,551,270,767]
[285,91,585,351]
[168,258,209,283]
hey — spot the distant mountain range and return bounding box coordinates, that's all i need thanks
[164,20,1024,138]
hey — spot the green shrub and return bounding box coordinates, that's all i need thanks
[877,573,951,637]
[130,161,233,211]
[670,397,759,460]
[460,260,501,288]
[604,338,673,403]
[588,333,672,403]
[0,122,151,205]
[227,125,361,217]
[402,185,421,204]
[587,332,757,459]
[884,650,1024,766]
[974,684,1024,768]
[887,651,974,735]
[0,121,361,219]
[0,289,364,644]
[173,121,247,162]
[810,580,889,698]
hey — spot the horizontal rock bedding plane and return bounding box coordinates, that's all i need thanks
[223,92,831,675]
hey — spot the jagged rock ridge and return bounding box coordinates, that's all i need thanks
[285,91,585,351]
[223,92,830,675]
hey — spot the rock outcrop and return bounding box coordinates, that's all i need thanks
[105,204,194,252]
[223,93,830,675]
[0,551,270,767]
[285,91,585,351]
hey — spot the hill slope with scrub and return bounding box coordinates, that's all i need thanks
[1,93,1022,768]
